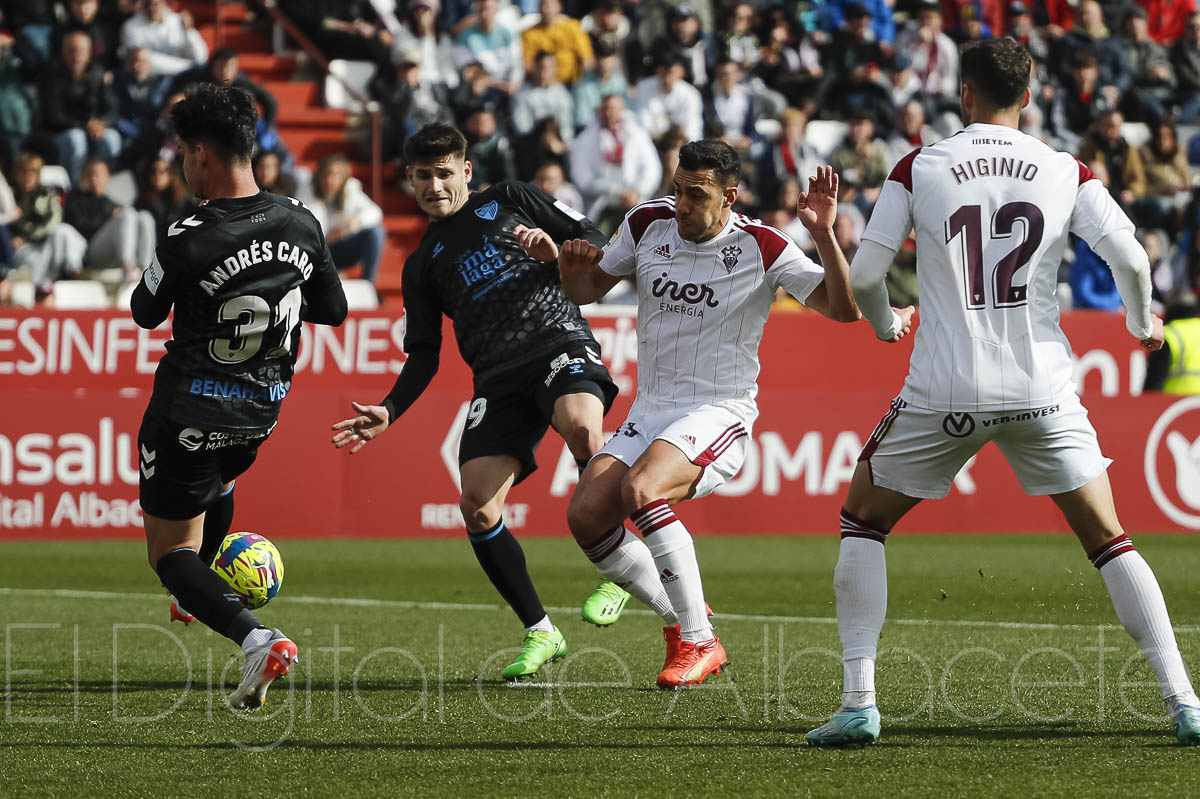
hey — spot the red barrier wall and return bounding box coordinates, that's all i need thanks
[1,308,1197,538]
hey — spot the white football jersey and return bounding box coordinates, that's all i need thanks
[864,122,1134,412]
[600,197,826,420]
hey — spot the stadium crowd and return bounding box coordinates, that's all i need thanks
[0,0,1198,317]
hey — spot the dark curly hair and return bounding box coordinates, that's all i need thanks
[677,139,741,187]
[960,38,1032,110]
[403,123,468,166]
[171,83,258,164]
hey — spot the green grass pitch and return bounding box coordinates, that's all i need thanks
[1,534,1198,797]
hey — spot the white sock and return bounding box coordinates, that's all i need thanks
[241,627,272,653]
[592,529,678,625]
[524,614,555,634]
[1100,550,1198,705]
[835,530,888,710]
[636,500,711,644]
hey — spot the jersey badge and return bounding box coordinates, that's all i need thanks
[720,245,742,273]
[167,215,203,237]
[653,243,671,259]
[475,200,499,220]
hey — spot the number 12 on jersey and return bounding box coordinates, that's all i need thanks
[945,202,1044,310]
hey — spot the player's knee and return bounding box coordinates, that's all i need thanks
[458,491,501,530]
[566,492,605,542]
[620,469,661,514]
[560,421,603,460]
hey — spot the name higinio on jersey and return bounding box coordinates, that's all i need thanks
[950,157,1039,185]
[199,239,314,296]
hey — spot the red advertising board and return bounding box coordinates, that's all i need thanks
[1,307,1197,538]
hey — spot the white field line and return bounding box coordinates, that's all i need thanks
[2,586,1199,634]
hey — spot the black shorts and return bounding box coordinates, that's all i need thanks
[138,411,271,520]
[459,340,618,484]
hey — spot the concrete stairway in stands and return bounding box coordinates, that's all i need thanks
[183,0,424,302]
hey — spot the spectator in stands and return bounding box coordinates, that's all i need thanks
[702,60,773,155]
[1079,110,1147,210]
[569,93,660,227]
[512,50,576,139]
[310,154,386,285]
[1007,1,1051,64]
[1140,0,1198,45]
[950,0,994,44]
[514,116,569,181]
[887,98,940,161]
[1046,48,1117,152]
[642,3,715,88]
[753,7,822,107]
[822,3,885,88]
[1069,237,1126,309]
[532,158,584,211]
[463,107,517,186]
[882,53,923,108]
[653,124,688,199]
[0,32,32,172]
[451,60,509,123]
[37,30,121,184]
[580,1,640,82]
[521,0,593,86]
[53,0,121,71]
[9,152,86,302]
[1,0,57,69]
[828,108,890,215]
[172,49,279,135]
[1135,121,1191,231]
[391,0,460,89]
[1053,0,1130,99]
[278,0,393,74]
[757,108,825,201]
[372,48,455,162]
[819,0,896,43]
[572,41,628,131]
[120,0,208,77]
[718,2,761,72]
[633,54,703,143]
[761,178,812,251]
[112,47,172,169]
[1119,6,1175,124]
[455,0,524,96]
[135,156,192,235]
[65,158,154,283]
[895,0,960,109]
[0,165,15,304]
[253,149,300,200]
[1171,13,1200,122]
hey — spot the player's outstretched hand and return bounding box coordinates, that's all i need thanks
[331,401,390,454]
[558,238,603,276]
[886,306,917,343]
[1140,314,1165,352]
[797,166,839,232]
[513,224,559,262]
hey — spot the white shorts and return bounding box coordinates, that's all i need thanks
[860,395,1112,499]
[599,404,751,499]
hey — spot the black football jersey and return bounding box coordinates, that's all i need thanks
[401,181,609,381]
[130,191,347,433]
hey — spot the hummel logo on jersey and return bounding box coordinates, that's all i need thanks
[720,245,742,273]
[618,421,639,438]
[653,243,671,259]
[432,242,444,258]
[475,200,499,220]
[660,568,679,584]
[167,215,202,237]
[251,213,266,224]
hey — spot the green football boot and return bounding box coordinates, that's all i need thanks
[580,580,631,627]
[806,706,881,747]
[501,628,567,681]
[1170,701,1200,746]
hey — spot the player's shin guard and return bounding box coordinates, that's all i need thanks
[1091,535,1199,706]
[198,484,235,566]
[468,519,548,629]
[836,510,889,710]
[635,500,712,643]
[585,526,678,624]
[155,547,262,645]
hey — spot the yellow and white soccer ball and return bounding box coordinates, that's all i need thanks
[211,532,284,610]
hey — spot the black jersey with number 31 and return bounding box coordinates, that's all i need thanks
[130,191,346,433]
[401,181,609,381]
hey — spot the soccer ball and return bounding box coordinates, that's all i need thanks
[211,532,284,610]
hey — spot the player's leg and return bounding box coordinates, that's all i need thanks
[567,453,676,626]
[1052,475,1200,744]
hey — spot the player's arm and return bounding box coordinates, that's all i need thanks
[794,167,859,323]
[558,238,622,305]
[1071,170,1161,350]
[301,236,348,326]
[129,252,174,329]
[850,158,919,342]
[504,181,608,261]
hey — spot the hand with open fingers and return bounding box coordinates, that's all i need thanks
[513,224,559,262]
[1140,314,1164,352]
[331,401,390,454]
[558,238,603,277]
[887,306,917,343]
[797,166,840,233]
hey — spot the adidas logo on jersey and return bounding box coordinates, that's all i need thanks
[682,434,696,446]
[653,244,671,259]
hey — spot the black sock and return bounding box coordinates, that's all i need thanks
[156,548,263,645]
[575,457,589,477]
[198,486,235,566]
[468,519,546,628]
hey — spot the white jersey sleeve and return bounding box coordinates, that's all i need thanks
[1069,163,1136,247]
[760,231,825,303]
[599,198,675,276]
[860,151,917,251]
